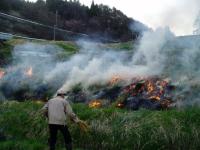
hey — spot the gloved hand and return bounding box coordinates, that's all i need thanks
[77,120,89,132]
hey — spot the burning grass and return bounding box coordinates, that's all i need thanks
[83,76,176,111]
[0,70,5,79]
[120,77,175,109]
[88,100,102,108]
[25,67,33,77]
[0,101,200,150]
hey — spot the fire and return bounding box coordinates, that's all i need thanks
[89,100,102,108]
[146,81,154,93]
[25,67,33,77]
[109,75,122,85]
[122,77,172,108]
[0,70,5,79]
[116,102,124,108]
[149,96,161,101]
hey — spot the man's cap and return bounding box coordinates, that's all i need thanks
[57,90,66,95]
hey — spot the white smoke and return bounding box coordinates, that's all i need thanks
[46,41,136,91]
[1,27,200,105]
[139,0,200,35]
[131,27,175,74]
[49,27,175,92]
[0,42,64,99]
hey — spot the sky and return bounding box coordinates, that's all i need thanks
[29,0,200,36]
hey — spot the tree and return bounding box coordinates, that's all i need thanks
[46,0,62,12]
[0,0,147,41]
[36,0,45,5]
[0,0,10,12]
[89,0,99,17]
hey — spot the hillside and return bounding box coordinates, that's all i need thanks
[0,0,148,42]
[0,38,133,66]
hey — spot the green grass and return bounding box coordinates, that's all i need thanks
[0,38,135,65]
[53,41,79,60]
[0,140,46,150]
[0,101,200,150]
[0,38,200,149]
[0,39,80,64]
[106,41,134,50]
[54,41,79,53]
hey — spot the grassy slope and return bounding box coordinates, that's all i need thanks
[0,101,200,150]
[0,38,79,64]
[1,39,199,149]
[106,41,134,50]
[0,38,132,65]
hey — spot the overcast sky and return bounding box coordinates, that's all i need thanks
[29,0,200,36]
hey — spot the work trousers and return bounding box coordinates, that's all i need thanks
[49,124,72,150]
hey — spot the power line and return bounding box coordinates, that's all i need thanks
[0,11,118,43]
[0,12,53,29]
[0,31,47,41]
[0,12,89,38]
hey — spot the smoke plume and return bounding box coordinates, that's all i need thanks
[1,27,200,105]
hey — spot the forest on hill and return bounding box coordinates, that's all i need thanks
[0,0,148,42]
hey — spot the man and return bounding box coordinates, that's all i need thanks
[42,90,81,150]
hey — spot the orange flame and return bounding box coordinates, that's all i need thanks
[123,77,172,107]
[146,81,154,93]
[149,96,161,101]
[25,67,33,77]
[0,70,5,79]
[116,102,124,108]
[89,100,102,108]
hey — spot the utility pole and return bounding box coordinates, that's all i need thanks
[53,10,58,41]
